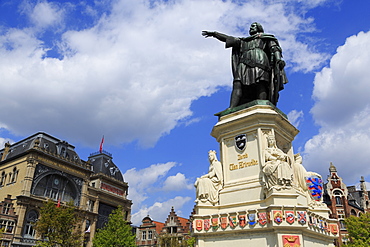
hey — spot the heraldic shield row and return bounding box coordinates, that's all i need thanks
[194,209,339,235]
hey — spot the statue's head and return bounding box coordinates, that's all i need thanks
[267,135,276,147]
[208,150,217,161]
[249,22,264,35]
[294,153,302,163]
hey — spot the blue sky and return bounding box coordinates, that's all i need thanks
[1,0,370,226]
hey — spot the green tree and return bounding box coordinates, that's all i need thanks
[34,200,82,247]
[92,206,135,247]
[186,237,196,247]
[344,213,370,246]
[158,235,195,247]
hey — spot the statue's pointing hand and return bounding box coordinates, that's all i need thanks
[202,31,214,38]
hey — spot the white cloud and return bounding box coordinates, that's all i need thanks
[0,0,330,148]
[123,162,176,209]
[162,173,193,191]
[28,1,64,29]
[287,110,304,128]
[303,31,370,183]
[130,196,191,226]
[123,162,194,224]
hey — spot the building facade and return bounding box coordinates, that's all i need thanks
[324,162,370,246]
[0,132,132,247]
[136,216,165,246]
[136,207,191,247]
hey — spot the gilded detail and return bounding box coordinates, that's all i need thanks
[229,159,258,171]
[237,153,249,160]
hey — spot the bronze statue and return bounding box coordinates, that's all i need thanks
[202,22,288,108]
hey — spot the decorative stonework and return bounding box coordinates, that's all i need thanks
[194,104,336,246]
[282,235,301,247]
[193,207,334,234]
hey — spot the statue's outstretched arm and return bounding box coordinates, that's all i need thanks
[201,31,229,42]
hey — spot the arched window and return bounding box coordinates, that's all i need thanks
[32,174,78,204]
[23,210,38,238]
[334,191,343,205]
[351,209,357,216]
[11,167,18,183]
[0,172,6,186]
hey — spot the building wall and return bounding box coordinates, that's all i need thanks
[136,207,191,247]
[324,163,370,246]
[0,132,132,247]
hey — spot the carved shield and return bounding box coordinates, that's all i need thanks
[282,235,301,247]
[212,218,219,230]
[285,211,295,224]
[204,219,210,231]
[248,213,256,226]
[195,220,202,231]
[220,217,228,229]
[229,216,237,228]
[235,134,247,151]
[273,210,283,224]
[238,215,246,227]
[306,175,323,201]
[330,224,338,235]
[297,211,306,225]
[211,218,219,230]
[258,212,267,226]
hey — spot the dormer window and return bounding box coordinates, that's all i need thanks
[61,147,66,157]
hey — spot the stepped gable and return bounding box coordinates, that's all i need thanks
[162,207,190,234]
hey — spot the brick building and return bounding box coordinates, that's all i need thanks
[136,207,191,247]
[324,162,370,245]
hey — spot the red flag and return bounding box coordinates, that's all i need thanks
[56,198,61,208]
[99,136,104,153]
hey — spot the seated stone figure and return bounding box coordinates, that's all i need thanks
[263,135,293,190]
[293,153,324,206]
[194,150,224,205]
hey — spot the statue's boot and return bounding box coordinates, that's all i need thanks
[227,80,242,110]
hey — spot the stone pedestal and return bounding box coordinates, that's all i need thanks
[193,101,337,247]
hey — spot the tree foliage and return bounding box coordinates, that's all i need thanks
[344,213,370,247]
[92,206,135,247]
[158,235,195,247]
[34,200,82,247]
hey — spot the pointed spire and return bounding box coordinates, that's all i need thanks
[360,176,367,192]
[329,162,337,172]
